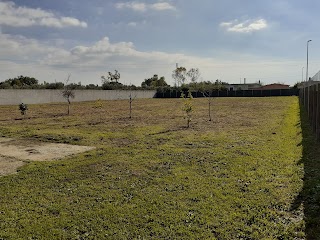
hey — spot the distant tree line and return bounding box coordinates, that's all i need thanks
[0,68,229,92]
[183,80,229,91]
[0,75,138,90]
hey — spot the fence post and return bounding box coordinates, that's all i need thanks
[312,85,315,131]
[304,85,306,107]
[308,84,310,119]
[317,84,319,140]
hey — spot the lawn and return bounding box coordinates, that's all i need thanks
[0,96,317,239]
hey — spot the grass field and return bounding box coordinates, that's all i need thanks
[0,96,319,239]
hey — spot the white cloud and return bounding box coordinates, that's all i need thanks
[60,17,87,28]
[220,22,232,27]
[115,2,147,12]
[128,22,137,27]
[127,20,147,27]
[0,34,303,86]
[115,1,175,12]
[0,33,58,61]
[150,2,176,11]
[220,19,267,33]
[0,1,87,28]
[36,36,303,85]
[70,37,136,57]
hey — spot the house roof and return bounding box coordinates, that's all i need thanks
[253,83,290,90]
[227,83,261,86]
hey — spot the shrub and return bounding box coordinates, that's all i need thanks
[19,103,28,115]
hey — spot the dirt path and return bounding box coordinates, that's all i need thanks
[0,137,95,176]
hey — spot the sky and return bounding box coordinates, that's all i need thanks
[0,0,319,86]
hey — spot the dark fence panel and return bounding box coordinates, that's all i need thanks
[156,89,299,98]
[300,83,320,140]
[219,91,229,97]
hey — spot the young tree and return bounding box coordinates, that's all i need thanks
[93,99,103,123]
[129,93,136,119]
[187,68,201,83]
[61,75,75,115]
[202,91,213,121]
[181,91,193,128]
[172,67,187,87]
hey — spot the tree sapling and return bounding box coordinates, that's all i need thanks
[61,74,75,115]
[181,91,193,128]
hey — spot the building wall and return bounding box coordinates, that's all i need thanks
[311,70,320,82]
[0,89,156,105]
[226,84,261,90]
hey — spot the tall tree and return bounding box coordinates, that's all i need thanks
[141,74,168,88]
[0,75,38,88]
[187,68,201,83]
[172,67,187,87]
[101,70,120,84]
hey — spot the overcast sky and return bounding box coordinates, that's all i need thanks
[0,0,319,86]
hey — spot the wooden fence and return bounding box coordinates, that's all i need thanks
[300,83,320,140]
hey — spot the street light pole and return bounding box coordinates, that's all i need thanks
[302,66,305,105]
[306,39,312,116]
[306,40,312,82]
[302,66,305,106]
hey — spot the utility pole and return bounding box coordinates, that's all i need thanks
[306,40,312,82]
[306,39,312,116]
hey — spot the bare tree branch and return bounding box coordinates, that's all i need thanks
[61,74,75,115]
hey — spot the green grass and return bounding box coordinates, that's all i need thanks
[0,96,316,239]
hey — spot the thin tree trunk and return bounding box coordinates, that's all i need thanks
[208,100,212,121]
[129,98,132,118]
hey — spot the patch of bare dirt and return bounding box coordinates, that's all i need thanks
[0,137,95,176]
[0,156,25,176]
